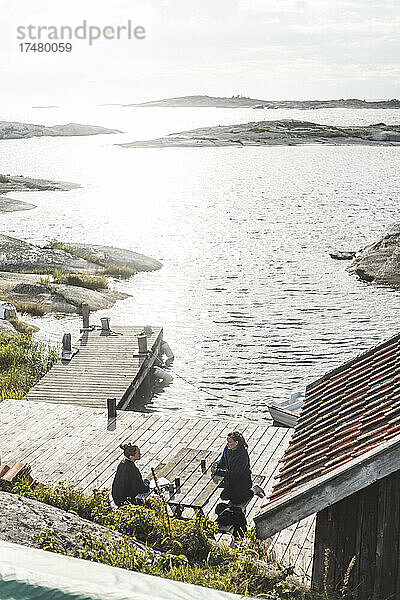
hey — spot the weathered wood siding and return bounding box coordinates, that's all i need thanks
[312,470,400,600]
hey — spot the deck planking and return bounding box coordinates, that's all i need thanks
[0,399,314,576]
[25,326,163,409]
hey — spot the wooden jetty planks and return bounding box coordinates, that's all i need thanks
[0,399,313,574]
[25,326,163,409]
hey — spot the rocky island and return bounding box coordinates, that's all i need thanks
[0,174,80,213]
[120,119,400,148]
[124,95,400,109]
[0,121,121,140]
[0,235,162,320]
[347,224,400,287]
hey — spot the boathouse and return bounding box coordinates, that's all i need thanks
[254,331,400,600]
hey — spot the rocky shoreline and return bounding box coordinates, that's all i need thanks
[347,224,400,287]
[0,120,121,140]
[123,95,400,109]
[0,235,162,321]
[120,120,400,148]
[0,175,80,213]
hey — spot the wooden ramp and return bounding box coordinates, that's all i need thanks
[25,326,163,410]
[0,398,314,577]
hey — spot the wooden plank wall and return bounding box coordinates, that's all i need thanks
[312,470,400,600]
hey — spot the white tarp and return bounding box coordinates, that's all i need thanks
[0,540,252,600]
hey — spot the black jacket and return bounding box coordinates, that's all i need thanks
[216,446,252,504]
[111,459,149,507]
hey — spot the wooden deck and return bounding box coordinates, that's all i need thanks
[24,326,163,410]
[0,398,314,576]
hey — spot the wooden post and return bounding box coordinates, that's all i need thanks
[62,333,72,360]
[62,333,71,353]
[138,334,148,354]
[101,317,110,332]
[82,303,90,329]
[107,398,117,419]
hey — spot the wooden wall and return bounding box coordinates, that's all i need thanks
[312,470,400,600]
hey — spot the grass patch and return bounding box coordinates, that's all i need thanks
[102,263,136,279]
[7,318,33,334]
[13,301,46,317]
[46,240,74,252]
[0,174,9,183]
[10,480,331,599]
[0,296,47,317]
[52,269,108,291]
[45,240,136,280]
[0,332,59,400]
[0,295,46,317]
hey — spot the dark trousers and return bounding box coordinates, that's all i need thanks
[220,486,253,506]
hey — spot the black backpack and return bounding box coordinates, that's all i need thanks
[216,502,247,538]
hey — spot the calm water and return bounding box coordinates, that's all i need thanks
[0,105,399,420]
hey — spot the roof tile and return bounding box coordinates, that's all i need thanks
[269,332,400,503]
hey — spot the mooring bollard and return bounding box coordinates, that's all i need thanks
[107,398,117,419]
[101,317,110,332]
[137,333,148,354]
[62,333,72,360]
[82,303,90,329]
[62,333,71,353]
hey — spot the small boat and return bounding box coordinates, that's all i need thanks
[329,250,356,260]
[268,391,304,428]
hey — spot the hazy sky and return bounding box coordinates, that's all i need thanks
[1,0,399,105]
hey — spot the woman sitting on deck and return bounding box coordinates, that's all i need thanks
[112,443,150,506]
[211,431,265,506]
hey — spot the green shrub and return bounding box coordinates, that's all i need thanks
[14,479,332,599]
[0,332,59,400]
[11,480,216,562]
[0,174,9,183]
[32,526,326,599]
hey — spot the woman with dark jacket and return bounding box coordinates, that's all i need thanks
[211,431,265,505]
[112,443,150,507]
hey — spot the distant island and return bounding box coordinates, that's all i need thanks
[120,120,400,148]
[0,121,121,140]
[123,95,400,109]
[0,174,80,213]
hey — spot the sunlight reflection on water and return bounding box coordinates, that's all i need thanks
[0,106,399,420]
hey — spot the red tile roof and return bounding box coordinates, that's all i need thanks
[269,332,400,504]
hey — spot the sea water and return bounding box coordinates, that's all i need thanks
[0,105,399,420]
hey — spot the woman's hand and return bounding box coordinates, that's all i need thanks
[211,466,217,475]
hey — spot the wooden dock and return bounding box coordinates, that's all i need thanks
[0,398,314,576]
[25,326,163,410]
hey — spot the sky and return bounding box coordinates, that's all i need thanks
[1,0,399,105]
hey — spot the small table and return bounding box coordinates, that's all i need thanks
[147,447,265,519]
